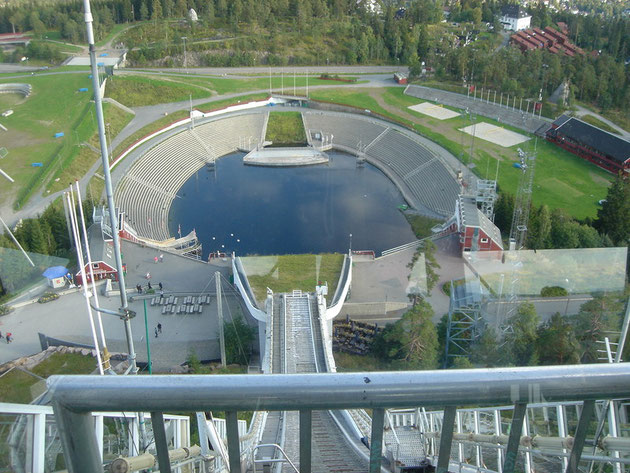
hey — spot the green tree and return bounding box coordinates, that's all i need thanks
[504,302,540,366]
[573,294,624,362]
[536,312,580,365]
[470,326,502,367]
[223,316,256,365]
[139,1,149,21]
[596,174,629,245]
[494,193,514,235]
[374,299,438,369]
[527,204,551,249]
[151,0,163,20]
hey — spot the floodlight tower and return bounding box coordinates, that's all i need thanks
[508,148,536,251]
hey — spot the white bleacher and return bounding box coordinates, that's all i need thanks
[303,112,459,217]
[302,112,387,150]
[115,114,266,240]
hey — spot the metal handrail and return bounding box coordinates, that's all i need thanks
[252,443,300,473]
[49,363,630,473]
[49,364,630,412]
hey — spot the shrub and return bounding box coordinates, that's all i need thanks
[540,286,568,297]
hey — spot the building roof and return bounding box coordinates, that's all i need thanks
[87,223,116,269]
[458,196,503,249]
[501,4,530,19]
[550,115,630,165]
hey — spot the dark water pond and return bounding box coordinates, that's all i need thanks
[168,151,416,257]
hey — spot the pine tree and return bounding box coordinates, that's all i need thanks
[504,302,540,366]
[139,1,149,20]
[536,312,580,365]
[596,174,629,245]
[151,0,162,20]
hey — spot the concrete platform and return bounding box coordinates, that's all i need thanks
[243,147,329,166]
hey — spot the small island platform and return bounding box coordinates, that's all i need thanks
[243,147,329,167]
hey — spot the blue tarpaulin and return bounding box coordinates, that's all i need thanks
[78,87,88,92]
[42,266,69,279]
[54,132,64,138]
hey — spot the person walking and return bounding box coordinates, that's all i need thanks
[159,254,164,262]
[157,322,162,333]
[158,282,163,291]
[154,256,158,264]
[6,332,12,344]
[136,284,142,294]
[154,328,158,338]
[148,282,152,290]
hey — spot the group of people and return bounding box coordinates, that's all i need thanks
[0,331,12,343]
[154,254,164,264]
[136,281,164,294]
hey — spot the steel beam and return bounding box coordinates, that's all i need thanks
[299,409,312,473]
[437,406,456,473]
[151,412,172,473]
[52,402,102,473]
[47,364,630,413]
[226,411,241,473]
[369,408,385,473]
[566,400,595,473]
[503,402,526,473]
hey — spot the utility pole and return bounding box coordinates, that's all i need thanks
[181,36,188,74]
[216,271,226,367]
[82,0,147,448]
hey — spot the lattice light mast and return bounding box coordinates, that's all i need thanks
[508,149,536,251]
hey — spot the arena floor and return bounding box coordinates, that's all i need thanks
[408,102,460,120]
[459,122,530,147]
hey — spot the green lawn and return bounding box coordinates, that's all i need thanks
[0,352,97,403]
[265,111,307,145]
[309,87,611,219]
[243,254,344,303]
[105,72,364,106]
[0,73,95,209]
[105,74,213,107]
[47,103,133,193]
[333,351,392,372]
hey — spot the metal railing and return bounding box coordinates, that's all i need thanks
[49,363,630,473]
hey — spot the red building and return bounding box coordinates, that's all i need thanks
[445,196,503,253]
[546,115,630,176]
[394,72,408,85]
[75,222,124,285]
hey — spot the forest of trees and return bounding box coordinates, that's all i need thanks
[365,291,628,371]
[1,0,628,111]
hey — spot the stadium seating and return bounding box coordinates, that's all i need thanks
[115,114,265,240]
[304,112,458,217]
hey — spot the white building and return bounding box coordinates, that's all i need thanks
[499,5,532,31]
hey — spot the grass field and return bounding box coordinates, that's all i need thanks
[105,72,364,106]
[0,352,97,403]
[265,111,307,145]
[47,103,133,194]
[244,254,344,303]
[0,73,96,209]
[309,87,611,219]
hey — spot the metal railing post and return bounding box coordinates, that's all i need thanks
[32,413,46,473]
[437,406,456,473]
[151,412,172,473]
[52,402,102,473]
[369,408,385,473]
[226,411,242,473]
[503,402,527,473]
[566,400,595,473]
[299,409,312,473]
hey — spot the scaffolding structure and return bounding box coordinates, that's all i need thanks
[443,277,486,366]
[474,179,497,221]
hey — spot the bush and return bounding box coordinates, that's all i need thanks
[540,286,568,297]
[38,292,60,303]
[0,305,12,316]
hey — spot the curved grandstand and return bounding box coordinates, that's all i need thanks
[115,108,461,243]
[0,83,32,97]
